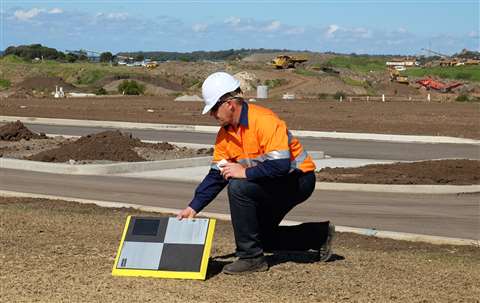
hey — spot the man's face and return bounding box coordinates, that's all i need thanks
[210,99,234,127]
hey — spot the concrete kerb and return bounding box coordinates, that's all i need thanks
[2,116,479,145]
[0,156,212,175]
[1,189,477,247]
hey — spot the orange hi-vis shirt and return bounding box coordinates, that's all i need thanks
[211,103,316,177]
[189,102,316,212]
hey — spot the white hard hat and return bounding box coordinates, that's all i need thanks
[201,72,240,114]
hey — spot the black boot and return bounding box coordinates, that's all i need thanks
[222,255,268,275]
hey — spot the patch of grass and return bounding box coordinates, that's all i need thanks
[405,66,480,82]
[264,78,288,89]
[325,56,386,73]
[342,77,364,87]
[75,69,108,85]
[294,68,318,77]
[0,78,11,90]
[118,80,145,95]
[0,54,27,63]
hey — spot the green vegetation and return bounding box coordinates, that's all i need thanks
[333,91,347,100]
[94,87,108,95]
[118,80,145,95]
[0,78,11,90]
[75,69,109,85]
[324,56,386,73]
[341,77,364,87]
[118,48,300,62]
[4,44,63,60]
[405,66,480,82]
[294,68,318,77]
[455,94,479,102]
[264,78,288,89]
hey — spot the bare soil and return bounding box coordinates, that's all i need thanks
[1,197,478,303]
[316,159,480,185]
[0,120,47,141]
[1,97,479,139]
[0,121,213,163]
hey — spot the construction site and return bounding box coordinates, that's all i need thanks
[1,46,479,302]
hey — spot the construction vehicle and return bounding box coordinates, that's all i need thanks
[271,55,308,69]
[144,61,159,69]
[416,77,463,93]
[389,68,409,84]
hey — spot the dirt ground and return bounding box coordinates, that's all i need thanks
[316,159,480,185]
[1,97,479,139]
[0,197,479,303]
[0,121,213,163]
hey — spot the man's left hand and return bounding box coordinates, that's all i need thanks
[221,162,246,179]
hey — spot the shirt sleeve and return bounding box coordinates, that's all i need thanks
[189,168,228,213]
[189,130,229,213]
[245,115,291,180]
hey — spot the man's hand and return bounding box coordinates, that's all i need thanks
[176,206,197,220]
[221,162,246,180]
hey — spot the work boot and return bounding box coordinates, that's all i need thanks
[222,255,268,275]
[319,222,335,262]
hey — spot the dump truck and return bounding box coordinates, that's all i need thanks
[271,55,308,69]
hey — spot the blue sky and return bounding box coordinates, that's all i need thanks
[1,0,479,55]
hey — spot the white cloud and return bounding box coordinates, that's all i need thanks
[192,23,208,32]
[326,24,339,37]
[263,20,281,32]
[468,30,479,38]
[13,8,45,21]
[48,8,63,14]
[224,16,241,26]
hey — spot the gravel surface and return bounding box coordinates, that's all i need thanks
[1,197,479,303]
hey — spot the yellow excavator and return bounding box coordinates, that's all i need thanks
[389,68,409,84]
[271,55,308,69]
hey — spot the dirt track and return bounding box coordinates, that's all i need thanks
[1,197,479,303]
[1,97,479,138]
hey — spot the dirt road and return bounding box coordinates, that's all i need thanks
[1,97,479,138]
[1,197,479,303]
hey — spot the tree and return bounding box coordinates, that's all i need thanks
[100,52,113,63]
[65,53,79,63]
[134,53,145,62]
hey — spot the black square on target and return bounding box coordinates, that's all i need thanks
[158,244,204,272]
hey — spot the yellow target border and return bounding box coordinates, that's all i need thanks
[112,216,216,280]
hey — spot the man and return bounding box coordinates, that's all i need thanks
[177,72,334,275]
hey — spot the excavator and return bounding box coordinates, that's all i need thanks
[416,77,463,93]
[271,55,308,69]
[389,68,409,84]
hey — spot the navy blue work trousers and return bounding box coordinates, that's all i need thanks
[227,170,329,258]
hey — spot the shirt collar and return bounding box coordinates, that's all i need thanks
[239,102,249,128]
[223,101,249,131]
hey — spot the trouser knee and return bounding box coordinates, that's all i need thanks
[227,179,258,203]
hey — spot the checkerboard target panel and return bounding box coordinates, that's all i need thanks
[112,216,216,280]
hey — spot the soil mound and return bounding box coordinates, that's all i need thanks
[316,159,480,185]
[0,121,47,141]
[28,130,146,162]
[15,76,76,92]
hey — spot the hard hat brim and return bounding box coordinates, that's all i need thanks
[202,102,215,115]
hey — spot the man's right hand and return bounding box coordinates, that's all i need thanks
[176,206,197,220]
